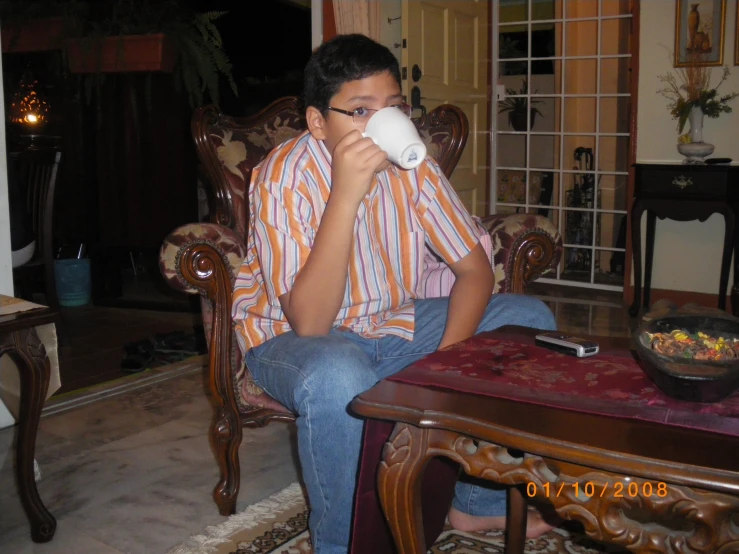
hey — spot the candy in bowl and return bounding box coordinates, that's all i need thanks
[634,314,739,403]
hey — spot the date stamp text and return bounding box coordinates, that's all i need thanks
[526,481,669,499]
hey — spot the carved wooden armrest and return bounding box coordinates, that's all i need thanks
[159,222,246,401]
[158,221,246,399]
[480,213,563,294]
[159,223,247,297]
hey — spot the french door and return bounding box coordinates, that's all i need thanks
[493,0,635,290]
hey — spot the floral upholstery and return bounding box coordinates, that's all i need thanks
[207,111,305,238]
[418,124,451,167]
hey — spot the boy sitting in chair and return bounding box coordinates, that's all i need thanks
[233,34,557,554]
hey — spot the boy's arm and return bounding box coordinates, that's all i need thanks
[278,198,357,336]
[438,243,494,350]
[416,160,494,349]
[279,131,387,336]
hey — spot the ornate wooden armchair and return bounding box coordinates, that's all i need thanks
[159,97,562,516]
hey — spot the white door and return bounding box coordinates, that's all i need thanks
[402,0,489,216]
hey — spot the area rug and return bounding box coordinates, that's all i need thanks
[168,483,625,554]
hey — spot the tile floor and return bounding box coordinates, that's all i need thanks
[0,290,639,553]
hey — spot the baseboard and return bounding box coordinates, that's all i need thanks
[631,288,732,314]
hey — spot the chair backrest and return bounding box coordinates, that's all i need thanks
[192,97,468,238]
[12,147,62,261]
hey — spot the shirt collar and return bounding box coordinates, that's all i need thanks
[316,136,332,167]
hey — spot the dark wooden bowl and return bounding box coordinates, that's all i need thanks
[634,314,739,403]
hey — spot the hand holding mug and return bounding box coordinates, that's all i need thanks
[331,130,387,206]
[363,107,426,170]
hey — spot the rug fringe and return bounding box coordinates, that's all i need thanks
[167,482,306,554]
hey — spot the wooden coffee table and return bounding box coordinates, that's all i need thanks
[0,308,58,542]
[350,326,739,554]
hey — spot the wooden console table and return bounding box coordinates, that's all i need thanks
[629,163,739,317]
[0,308,58,542]
[351,327,739,554]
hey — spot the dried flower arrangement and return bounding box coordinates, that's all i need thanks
[658,51,738,137]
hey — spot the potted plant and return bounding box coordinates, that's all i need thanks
[0,0,85,53]
[498,78,543,132]
[64,0,237,108]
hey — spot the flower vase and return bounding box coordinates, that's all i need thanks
[689,106,704,143]
[677,107,714,163]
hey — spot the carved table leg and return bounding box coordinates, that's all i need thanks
[643,210,657,311]
[505,486,527,554]
[718,207,734,311]
[378,423,433,554]
[629,199,644,317]
[4,328,57,542]
[733,202,739,316]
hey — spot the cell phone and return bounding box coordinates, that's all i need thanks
[534,332,599,357]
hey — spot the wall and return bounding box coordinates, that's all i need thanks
[378,0,403,65]
[636,0,739,294]
[0,69,11,296]
[0,49,17,427]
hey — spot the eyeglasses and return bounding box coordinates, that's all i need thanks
[326,103,412,125]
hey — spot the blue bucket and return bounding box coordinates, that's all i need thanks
[54,258,92,307]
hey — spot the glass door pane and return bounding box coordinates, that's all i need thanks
[494,0,633,290]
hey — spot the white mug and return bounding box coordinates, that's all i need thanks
[363,107,427,170]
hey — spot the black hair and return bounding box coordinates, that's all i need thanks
[303,34,401,113]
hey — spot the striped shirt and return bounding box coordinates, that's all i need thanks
[232,131,481,352]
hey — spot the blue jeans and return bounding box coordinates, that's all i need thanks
[246,294,556,554]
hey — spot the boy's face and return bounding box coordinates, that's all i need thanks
[307,70,403,172]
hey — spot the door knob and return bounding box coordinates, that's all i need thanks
[410,86,426,116]
[412,64,423,82]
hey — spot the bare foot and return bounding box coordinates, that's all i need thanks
[447,506,556,539]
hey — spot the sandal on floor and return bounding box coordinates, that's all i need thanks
[121,353,154,373]
[121,339,155,373]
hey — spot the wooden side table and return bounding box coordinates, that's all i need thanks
[351,327,739,554]
[0,308,58,542]
[629,163,739,317]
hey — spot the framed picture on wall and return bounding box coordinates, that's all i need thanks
[674,0,726,66]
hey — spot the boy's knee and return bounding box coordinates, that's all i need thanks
[482,294,556,332]
[520,295,556,330]
[299,340,377,409]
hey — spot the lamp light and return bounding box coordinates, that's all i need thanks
[9,77,51,127]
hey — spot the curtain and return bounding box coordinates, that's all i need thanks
[332,0,381,41]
